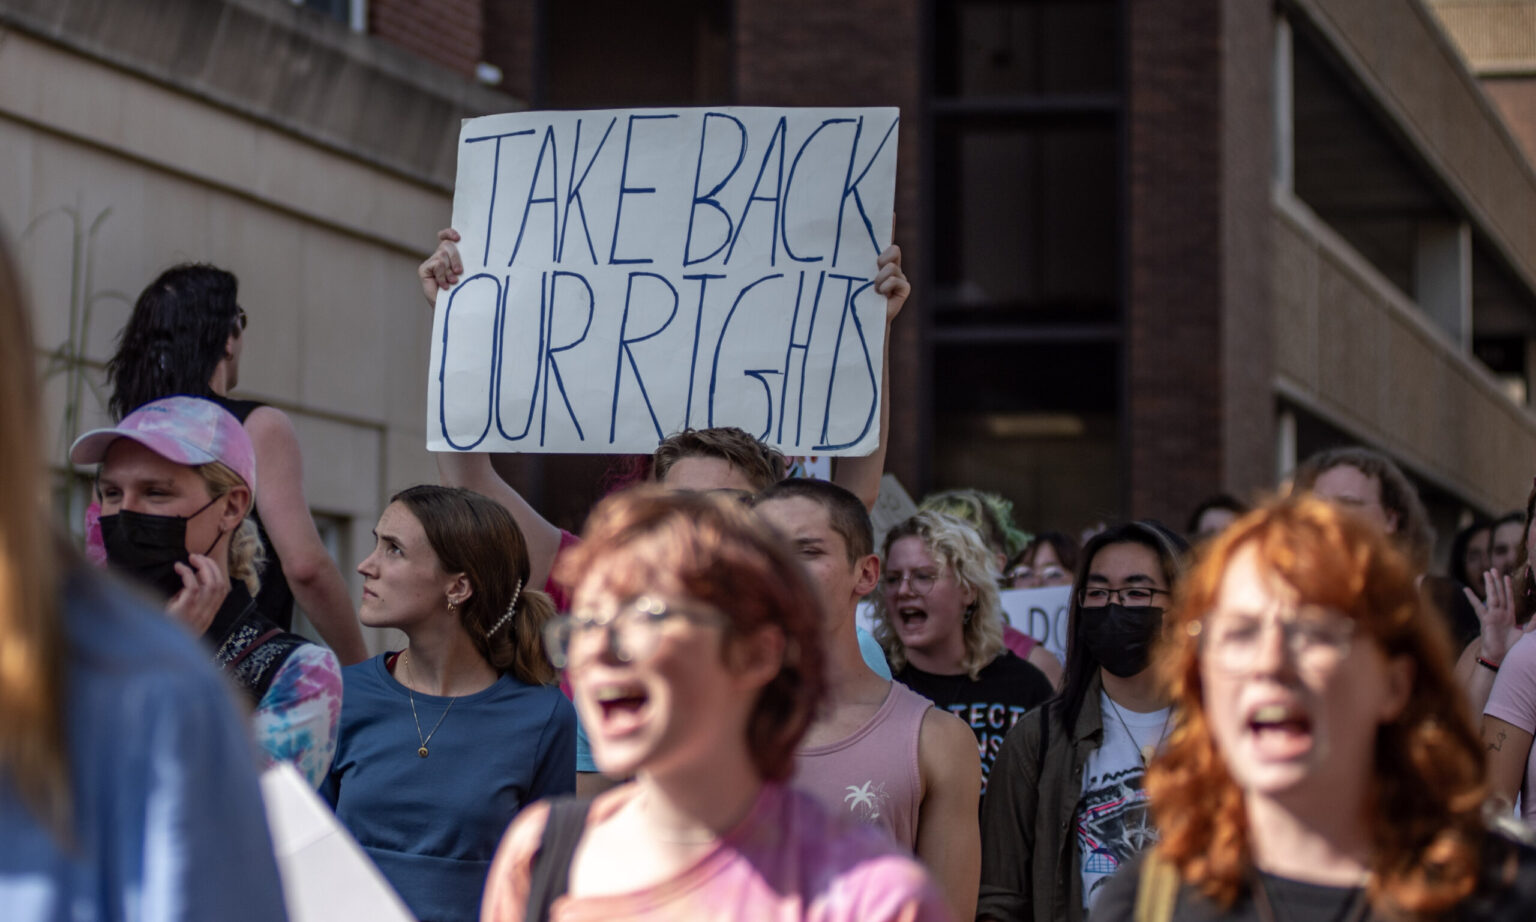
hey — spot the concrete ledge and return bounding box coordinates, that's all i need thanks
[0,0,522,190]
[1273,189,1536,512]
[1285,0,1536,310]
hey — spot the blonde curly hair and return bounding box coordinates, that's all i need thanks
[874,510,1005,679]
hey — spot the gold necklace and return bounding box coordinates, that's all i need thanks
[402,650,458,758]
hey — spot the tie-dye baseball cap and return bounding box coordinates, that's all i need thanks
[70,395,257,496]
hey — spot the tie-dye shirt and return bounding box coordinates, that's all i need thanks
[251,642,342,787]
[482,782,952,922]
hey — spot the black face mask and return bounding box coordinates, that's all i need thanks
[100,497,222,600]
[1081,603,1164,679]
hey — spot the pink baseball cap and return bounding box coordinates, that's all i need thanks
[70,396,257,496]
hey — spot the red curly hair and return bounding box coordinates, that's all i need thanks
[1146,496,1487,913]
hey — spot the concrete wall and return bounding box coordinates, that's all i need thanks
[1273,190,1536,514]
[0,0,518,651]
[1292,0,1536,304]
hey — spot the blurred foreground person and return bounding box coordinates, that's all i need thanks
[325,485,574,922]
[0,244,286,918]
[979,522,1188,922]
[482,489,950,922]
[71,396,343,786]
[1092,497,1536,920]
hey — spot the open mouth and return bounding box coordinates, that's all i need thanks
[591,683,650,735]
[897,607,928,630]
[1247,702,1314,759]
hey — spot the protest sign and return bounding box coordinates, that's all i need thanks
[428,106,900,455]
[261,763,416,922]
[998,585,1072,664]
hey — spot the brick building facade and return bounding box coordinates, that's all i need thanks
[13,0,1536,570]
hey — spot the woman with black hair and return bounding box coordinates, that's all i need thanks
[105,264,366,663]
[978,521,1189,922]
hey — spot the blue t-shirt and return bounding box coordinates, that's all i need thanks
[323,654,575,922]
[0,567,287,922]
[574,626,892,773]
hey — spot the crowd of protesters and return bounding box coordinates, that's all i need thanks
[4,221,1536,922]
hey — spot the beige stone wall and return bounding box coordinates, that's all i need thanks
[1292,0,1536,299]
[1,28,451,651]
[1273,191,1536,513]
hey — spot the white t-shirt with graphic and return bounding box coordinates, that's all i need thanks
[1075,692,1171,910]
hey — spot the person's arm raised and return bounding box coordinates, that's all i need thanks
[419,228,563,594]
[1457,570,1532,719]
[244,406,369,665]
[915,705,982,922]
[832,244,909,512]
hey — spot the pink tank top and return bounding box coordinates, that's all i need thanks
[792,681,930,850]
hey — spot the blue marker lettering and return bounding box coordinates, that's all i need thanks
[609,272,679,443]
[509,125,560,266]
[464,129,536,264]
[609,113,679,265]
[683,113,747,267]
[559,117,617,264]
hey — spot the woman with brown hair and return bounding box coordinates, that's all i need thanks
[323,484,575,922]
[1091,496,1536,920]
[0,240,284,915]
[480,488,947,922]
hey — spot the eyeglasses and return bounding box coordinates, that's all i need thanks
[1080,586,1170,607]
[234,307,248,332]
[883,569,940,597]
[1006,564,1067,587]
[1195,606,1355,676]
[543,595,722,668]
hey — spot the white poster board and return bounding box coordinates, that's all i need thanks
[428,107,900,455]
[998,585,1072,664]
[261,763,416,922]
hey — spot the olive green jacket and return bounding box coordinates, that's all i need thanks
[977,674,1105,922]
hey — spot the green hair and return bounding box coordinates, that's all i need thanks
[919,488,1030,560]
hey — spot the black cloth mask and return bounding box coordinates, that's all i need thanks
[1081,603,1164,678]
[100,497,222,600]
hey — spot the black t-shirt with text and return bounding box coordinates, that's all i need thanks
[894,651,1054,794]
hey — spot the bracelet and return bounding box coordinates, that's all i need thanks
[1478,656,1502,673]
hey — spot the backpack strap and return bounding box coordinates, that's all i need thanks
[1133,849,1180,922]
[524,797,593,922]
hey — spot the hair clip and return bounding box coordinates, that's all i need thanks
[484,579,522,637]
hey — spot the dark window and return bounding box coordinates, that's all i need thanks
[936,0,1120,97]
[933,122,1119,324]
[543,0,730,107]
[925,0,1126,527]
[933,342,1122,532]
[293,0,350,26]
